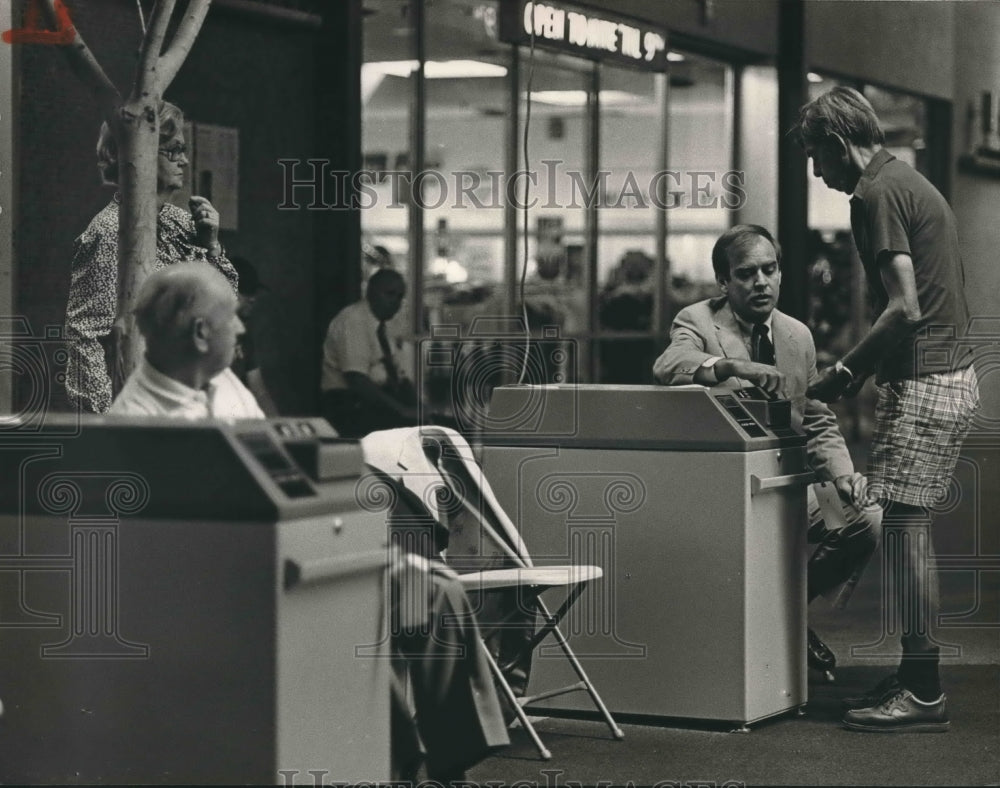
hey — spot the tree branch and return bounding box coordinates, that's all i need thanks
[132,0,178,101]
[39,0,121,121]
[158,0,213,92]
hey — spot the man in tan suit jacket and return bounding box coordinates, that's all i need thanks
[654,224,880,677]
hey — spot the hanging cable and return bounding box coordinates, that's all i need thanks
[517,2,537,385]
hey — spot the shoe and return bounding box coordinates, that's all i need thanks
[807,628,836,675]
[841,673,901,711]
[842,689,950,733]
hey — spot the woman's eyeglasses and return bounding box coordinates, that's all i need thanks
[158,145,188,162]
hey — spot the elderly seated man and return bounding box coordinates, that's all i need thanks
[109,261,263,420]
[110,262,509,781]
[654,224,882,679]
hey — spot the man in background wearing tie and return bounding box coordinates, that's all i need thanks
[653,224,879,679]
[109,262,264,420]
[321,268,421,439]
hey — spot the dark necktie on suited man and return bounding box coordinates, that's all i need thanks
[751,322,775,366]
[376,320,401,391]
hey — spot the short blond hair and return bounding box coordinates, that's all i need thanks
[96,100,184,186]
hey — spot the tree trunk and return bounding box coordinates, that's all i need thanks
[111,102,162,393]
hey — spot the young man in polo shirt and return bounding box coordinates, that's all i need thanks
[795,86,979,732]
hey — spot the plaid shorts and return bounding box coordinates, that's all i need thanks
[868,365,980,508]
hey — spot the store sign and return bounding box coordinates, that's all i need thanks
[499,0,667,71]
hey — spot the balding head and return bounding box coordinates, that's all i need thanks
[133,262,243,386]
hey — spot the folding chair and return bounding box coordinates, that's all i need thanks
[416,426,624,760]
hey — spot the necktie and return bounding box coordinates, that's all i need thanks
[424,439,516,570]
[376,321,400,389]
[751,322,775,365]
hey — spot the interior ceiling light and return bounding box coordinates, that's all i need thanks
[426,59,507,78]
[666,52,686,62]
[529,90,639,106]
[361,63,389,103]
[807,72,825,83]
[367,59,507,78]
[368,59,419,77]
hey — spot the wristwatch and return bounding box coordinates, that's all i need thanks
[834,360,855,384]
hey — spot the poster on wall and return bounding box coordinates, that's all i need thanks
[167,121,239,232]
[192,123,240,231]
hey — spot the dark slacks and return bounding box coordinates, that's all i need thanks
[391,557,509,780]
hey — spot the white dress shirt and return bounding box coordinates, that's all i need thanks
[701,312,775,380]
[320,300,410,392]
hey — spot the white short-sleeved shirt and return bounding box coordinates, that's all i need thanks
[109,358,265,421]
[320,300,408,392]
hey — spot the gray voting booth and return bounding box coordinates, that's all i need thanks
[481,383,814,726]
[0,415,389,784]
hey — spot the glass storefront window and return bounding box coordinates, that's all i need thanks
[737,65,779,234]
[423,0,507,331]
[419,0,509,419]
[361,0,416,269]
[514,50,592,331]
[361,0,417,378]
[360,3,784,395]
[595,65,666,383]
[513,50,593,384]
[665,51,735,312]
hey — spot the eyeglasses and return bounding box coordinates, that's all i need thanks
[158,145,187,162]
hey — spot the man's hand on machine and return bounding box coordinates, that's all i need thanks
[715,358,787,398]
[834,472,872,508]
